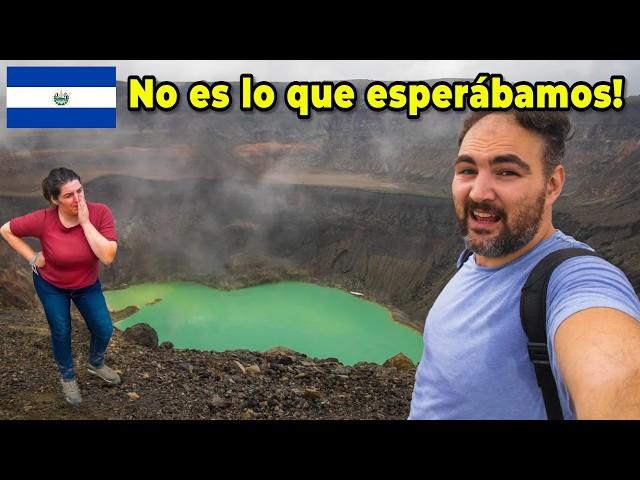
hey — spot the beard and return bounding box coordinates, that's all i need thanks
[455,190,546,258]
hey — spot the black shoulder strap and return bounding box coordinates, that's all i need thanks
[457,249,474,270]
[520,247,601,420]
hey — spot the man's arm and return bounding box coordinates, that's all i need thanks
[555,307,640,419]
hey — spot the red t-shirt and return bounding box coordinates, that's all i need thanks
[10,202,118,289]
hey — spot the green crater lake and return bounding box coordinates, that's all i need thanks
[105,281,423,365]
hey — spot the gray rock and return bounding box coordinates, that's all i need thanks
[122,323,158,348]
[304,387,321,399]
[245,364,261,375]
[208,395,230,409]
[233,361,246,374]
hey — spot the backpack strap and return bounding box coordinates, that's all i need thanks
[520,247,601,420]
[457,249,474,270]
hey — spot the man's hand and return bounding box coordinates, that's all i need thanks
[78,192,90,225]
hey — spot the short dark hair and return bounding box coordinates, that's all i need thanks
[457,111,573,178]
[42,167,81,204]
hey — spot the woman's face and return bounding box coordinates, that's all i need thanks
[53,179,83,216]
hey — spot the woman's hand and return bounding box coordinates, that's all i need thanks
[78,192,90,225]
[35,252,46,268]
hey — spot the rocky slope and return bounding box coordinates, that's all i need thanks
[0,308,415,420]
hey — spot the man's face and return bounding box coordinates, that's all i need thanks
[452,114,549,258]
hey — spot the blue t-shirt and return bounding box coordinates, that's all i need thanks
[409,230,640,420]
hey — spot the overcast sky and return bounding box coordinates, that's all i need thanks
[3,60,640,96]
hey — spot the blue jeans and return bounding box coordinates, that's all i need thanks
[33,273,113,381]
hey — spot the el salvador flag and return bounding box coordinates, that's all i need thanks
[6,66,116,128]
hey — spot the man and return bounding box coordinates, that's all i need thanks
[409,111,640,419]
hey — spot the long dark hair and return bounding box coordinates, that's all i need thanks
[42,167,81,204]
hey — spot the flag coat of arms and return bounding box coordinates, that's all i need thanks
[6,66,116,128]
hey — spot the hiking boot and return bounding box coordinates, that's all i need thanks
[61,379,82,406]
[87,363,121,385]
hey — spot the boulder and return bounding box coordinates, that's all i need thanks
[122,323,159,348]
[264,346,297,365]
[383,353,415,371]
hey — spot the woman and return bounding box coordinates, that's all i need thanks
[0,167,120,406]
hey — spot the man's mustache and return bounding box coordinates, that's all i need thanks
[464,200,506,219]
